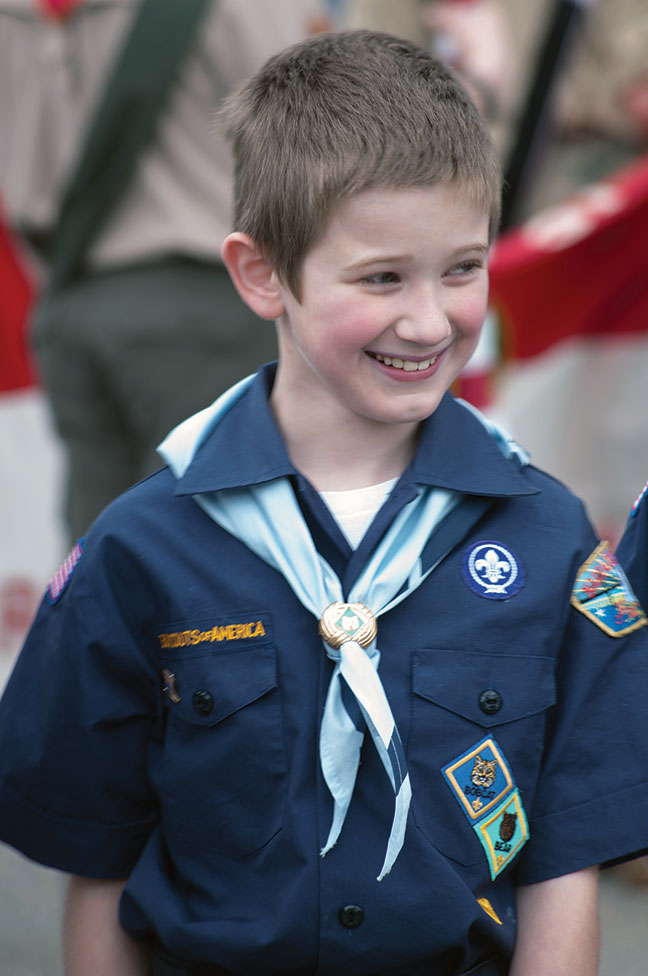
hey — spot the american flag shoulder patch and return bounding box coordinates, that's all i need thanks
[47,539,84,604]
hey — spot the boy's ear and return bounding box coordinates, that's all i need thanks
[221,233,285,320]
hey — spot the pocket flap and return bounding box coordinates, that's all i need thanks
[413,649,555,726]
[162,644,277,727]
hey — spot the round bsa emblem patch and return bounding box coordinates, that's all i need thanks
[462,541,525,600]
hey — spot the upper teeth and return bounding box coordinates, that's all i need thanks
[373,353,437,371]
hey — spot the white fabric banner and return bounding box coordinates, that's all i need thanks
[488,334,648,543]
[0,389,65,691]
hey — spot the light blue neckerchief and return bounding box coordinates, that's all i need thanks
[159,376,527,880]
[455,398,530,467]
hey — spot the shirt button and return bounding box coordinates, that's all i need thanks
[479,689,503,715]
[339,905,364,928]
[192,690,214,715]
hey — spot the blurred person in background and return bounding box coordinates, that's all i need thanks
[0,0,328,543]
[343,0,512,124]
[342,0,648,200]
[499,0,648,215]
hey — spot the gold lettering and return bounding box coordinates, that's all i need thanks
[158,619,267,648]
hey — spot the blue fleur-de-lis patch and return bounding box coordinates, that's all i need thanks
[461,541,525,600]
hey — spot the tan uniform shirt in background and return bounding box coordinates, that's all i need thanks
[0,0,327,273]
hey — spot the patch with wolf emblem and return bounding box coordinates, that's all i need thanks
[571,541,647,637]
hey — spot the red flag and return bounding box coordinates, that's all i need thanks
[35,0,84,20]
[489,154,648,361]
[0,209,36,393]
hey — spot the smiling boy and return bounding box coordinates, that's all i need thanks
[229,182,490,487]
[1,29,648,976]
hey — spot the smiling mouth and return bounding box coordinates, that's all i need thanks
[370,352,439,372]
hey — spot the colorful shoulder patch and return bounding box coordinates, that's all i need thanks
[630,479,648,517]
[47,539,84,604]
[571,541,647,637]
[442,737,529,880]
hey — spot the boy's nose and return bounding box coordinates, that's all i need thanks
[393,292,451,347]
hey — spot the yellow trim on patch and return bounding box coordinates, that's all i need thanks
[475,791,529,879]
[477,897,502,925]
[571,541,647,638]
[444,738,514,822]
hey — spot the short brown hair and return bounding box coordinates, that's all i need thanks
[219,30,501,298]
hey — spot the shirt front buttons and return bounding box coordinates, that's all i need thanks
[479,689,503,715]
[192,690,214,715]
[339,904,364,928]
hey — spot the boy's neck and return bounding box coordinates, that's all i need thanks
[270,386,421,492]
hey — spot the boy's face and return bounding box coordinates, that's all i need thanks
[272,183,490,435]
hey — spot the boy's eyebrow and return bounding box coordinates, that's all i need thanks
[345,242,489,272]
[345,254,415,272]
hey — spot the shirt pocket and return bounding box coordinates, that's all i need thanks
[159,641,286,859]
[408,648,555,867]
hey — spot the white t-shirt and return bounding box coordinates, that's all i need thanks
[320,478,398,549]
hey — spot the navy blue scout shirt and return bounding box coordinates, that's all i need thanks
[2,365,648,976]
[617,479,648,606]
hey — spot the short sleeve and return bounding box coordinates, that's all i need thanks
[515,542,648,885]
[0,527,162,878]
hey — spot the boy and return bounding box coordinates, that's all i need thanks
[1,29,648,976]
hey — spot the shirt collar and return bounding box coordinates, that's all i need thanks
[410,393,537,497]
[174,363,536,499]
[175,364,296,496]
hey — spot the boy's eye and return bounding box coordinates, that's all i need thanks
[361,271,401,286]
[445,259,483,277]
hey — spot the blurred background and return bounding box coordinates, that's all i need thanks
[1,0,647,972]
